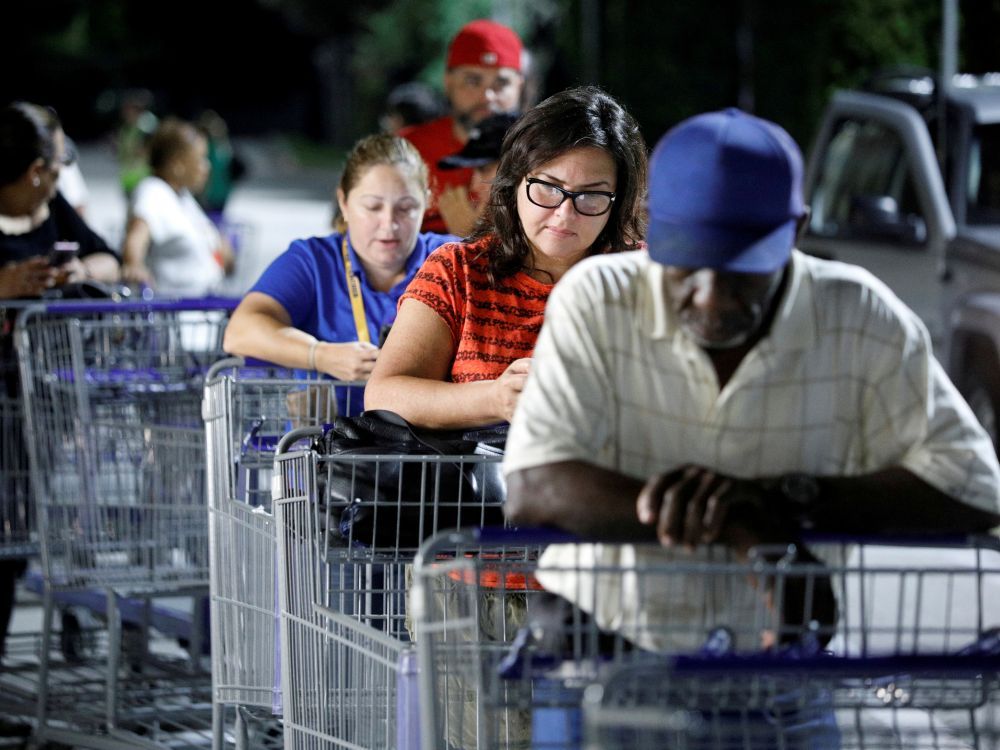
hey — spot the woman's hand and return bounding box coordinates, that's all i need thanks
[122,261,155,288]
[315,340,380,382]
[57,256,89,284]
[491,357,532,422]
[215,238,236,275]
[0,257,60,298]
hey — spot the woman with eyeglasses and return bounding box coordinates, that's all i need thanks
[0,101,121,676]
[0,101,120,298]
[366,85,648,428]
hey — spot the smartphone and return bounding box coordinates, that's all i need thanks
[49,241,80,266]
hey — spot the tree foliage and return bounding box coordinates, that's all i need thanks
[2,0,996,148]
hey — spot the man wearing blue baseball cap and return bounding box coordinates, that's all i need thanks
[502,109,1000,648]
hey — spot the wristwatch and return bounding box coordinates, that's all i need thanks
[778,473,821,529]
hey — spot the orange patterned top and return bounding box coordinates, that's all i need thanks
[400,237,553,382]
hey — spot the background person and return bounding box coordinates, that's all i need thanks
[0,101,120,294]
[436,111,519,238]
[121,117,235,296]
[195,109,245,226]
[57,135,89,217]
[400,19,525,235]
[365,85,647,429]
[223,133,456,415]
[0,100,120,671]
[115,88,158,199]
[379,81,444,135]
[502,109,1000,654]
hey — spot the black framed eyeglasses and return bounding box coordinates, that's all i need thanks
[525,177,616,217]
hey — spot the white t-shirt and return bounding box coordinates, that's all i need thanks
[131,176,223,296]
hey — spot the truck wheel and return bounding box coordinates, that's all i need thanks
[962,362,1000,455]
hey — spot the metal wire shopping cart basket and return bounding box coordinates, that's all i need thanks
[202,355,361,749]
[272,418,507,750]
[412,528,1000,750]
[10,298,236,749]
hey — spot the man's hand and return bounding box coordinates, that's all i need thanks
[636,465,795,554]
[491,357,531,422]
[637,465,837,646]
[437,185,480,237]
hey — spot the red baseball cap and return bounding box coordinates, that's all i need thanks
[447,19,523,72]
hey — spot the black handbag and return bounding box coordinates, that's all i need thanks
[315,410,507,548]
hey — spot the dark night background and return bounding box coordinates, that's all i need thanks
[4,0,999,152]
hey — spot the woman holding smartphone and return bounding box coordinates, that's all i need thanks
[0,101,120,298]
[0,101,120,680]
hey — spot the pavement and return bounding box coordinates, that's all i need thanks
[75,136,340,297]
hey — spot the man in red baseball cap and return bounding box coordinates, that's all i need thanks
[401,19,524,234]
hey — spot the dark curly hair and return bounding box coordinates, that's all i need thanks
[0,102,61,187]
[472,85,648,280]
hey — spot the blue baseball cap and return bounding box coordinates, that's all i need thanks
[646,108,805,274]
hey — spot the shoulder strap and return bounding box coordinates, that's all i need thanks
[341,235,371,344]
[358,409,476,455]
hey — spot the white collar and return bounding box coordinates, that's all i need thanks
[0,201,50,236]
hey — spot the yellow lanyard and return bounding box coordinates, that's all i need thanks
[341,235,371,344]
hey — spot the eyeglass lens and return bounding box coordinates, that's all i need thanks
[527,179,613,216]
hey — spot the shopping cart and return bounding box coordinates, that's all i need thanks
[10,298,236,750]
[0,303,36,562]
[412,529,1000,750]
[202,355,362,750]
[272,422,507,749]
[582,652,1000,749]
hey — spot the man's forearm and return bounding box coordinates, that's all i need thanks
[504,461,656,540]
[807,467,1000,534]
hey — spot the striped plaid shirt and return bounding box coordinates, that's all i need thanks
[504,249,999,651]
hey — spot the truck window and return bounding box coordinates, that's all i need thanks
[967,123,1000,225]
[808,118,926,245]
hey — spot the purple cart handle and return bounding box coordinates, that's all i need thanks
[40,296,241,315]
[473,527,1000,551]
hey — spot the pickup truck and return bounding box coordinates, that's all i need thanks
[801,69,1000,449]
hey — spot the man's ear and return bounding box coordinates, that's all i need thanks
[794,208,812,241]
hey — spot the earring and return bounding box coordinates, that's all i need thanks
[32,176,40,187]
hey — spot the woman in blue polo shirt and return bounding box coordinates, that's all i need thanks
[223,133,456,414]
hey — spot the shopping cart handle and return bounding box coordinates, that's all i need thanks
[276,426,326,454]
[668,651,1000,677]
[469,528,1000,551]
[39,296,241,314]
[205,355,295,380]
[473,526,580,546]
[206,356,245,380]
[801,532,1000,550]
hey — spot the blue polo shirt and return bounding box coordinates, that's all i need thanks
[250,230,456,414]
